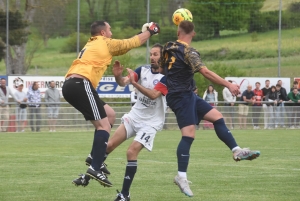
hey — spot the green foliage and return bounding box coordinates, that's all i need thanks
[187,0,264,39]
[60,33,89,53]
[111,26,140,39]
[0,10,29,47]
[193,63,245,100]
[105,53,137,76]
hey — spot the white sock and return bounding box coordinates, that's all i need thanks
[178,171,187,179]
[232,146,241,152]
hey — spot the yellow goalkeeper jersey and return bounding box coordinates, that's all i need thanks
[65,35,141,89]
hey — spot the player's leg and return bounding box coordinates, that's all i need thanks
[201,100,260,161]
[115,125,156,201]
[63,78,112,187]
[167,92,196,197]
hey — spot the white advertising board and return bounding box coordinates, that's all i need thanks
[225,77,291,95]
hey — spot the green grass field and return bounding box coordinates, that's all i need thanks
[0,130,299,201]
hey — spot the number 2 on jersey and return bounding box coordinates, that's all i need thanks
[78,48,86,59]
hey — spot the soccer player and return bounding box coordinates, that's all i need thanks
[62,20,160,187]
[159,21,260,197]
[72,44,167,201]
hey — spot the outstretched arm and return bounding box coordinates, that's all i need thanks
[127,68,164,100]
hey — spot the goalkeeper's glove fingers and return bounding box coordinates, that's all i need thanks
[147,22,160,36]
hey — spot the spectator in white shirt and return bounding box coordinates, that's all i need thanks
[14,83,28,132]
[222,80,236,129]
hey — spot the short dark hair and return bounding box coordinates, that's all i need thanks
[255,82,260,85]
[292,87,298,91]
[0,78,5,81]
[271,85,276,90]
[293,81,298,85]
[90,21,107,36]
[152,43,163,56]
[265,79,270,82]
[179,20,194,34]
[276,84,281,88]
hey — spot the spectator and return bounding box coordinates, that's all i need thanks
[130,88,138,106]
[287,88,300,129]
[0,78,16,132]
[265,86,279,129]
[45,81,61,132]
[252,82,263,129]
[203,85,218,129]
[27,82,41,132]
[290,81,300,94]
[275,83,288,128]
[14,83,28,132]
[238,85,255,129]
[222,80,236,129]
[262,80,271,129]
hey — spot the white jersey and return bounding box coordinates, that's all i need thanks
[128,65,168,131]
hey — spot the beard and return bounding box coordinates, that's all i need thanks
[151,63,159,69]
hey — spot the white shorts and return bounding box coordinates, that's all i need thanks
[47,106,59,118]
[122,113,157,151]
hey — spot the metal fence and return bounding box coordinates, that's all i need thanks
[1,101,299,132]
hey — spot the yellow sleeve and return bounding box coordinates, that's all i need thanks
[105,35,141,56]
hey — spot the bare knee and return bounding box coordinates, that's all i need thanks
[126,146,140,160]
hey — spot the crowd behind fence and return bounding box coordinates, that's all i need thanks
[0,101,299,133]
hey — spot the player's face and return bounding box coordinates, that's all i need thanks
[150,47,161,69]
[102,22,112,38]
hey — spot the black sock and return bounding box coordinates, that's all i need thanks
[177,136,194,172]
[90,129,109,162]
[121,160,137,196]
[90,130,109,171]
[213,118,238,150]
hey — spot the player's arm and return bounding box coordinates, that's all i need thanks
[187,50,239,96]
[127,68,167,100]
[107,23,160,56]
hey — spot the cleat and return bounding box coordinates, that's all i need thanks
[72,174,90,187]
[233,148,260,162]
[86,167,113,187]
[85,155,110,175]
[114,190,130,201]
[174,175,193,197]
[85,154,92,166]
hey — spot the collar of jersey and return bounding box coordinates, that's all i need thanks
[177,40,189,46]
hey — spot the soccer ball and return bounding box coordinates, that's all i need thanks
[172,8,193,26]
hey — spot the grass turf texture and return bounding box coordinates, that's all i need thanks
[0,130,299,201]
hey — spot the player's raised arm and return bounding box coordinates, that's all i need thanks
[107,22,160,56]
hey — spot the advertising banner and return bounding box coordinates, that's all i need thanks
[225,77,291,95]
[7,76,133,98]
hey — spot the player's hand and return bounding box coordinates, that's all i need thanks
[147,22,160,36]
[141,23,150,32]
[228,83,240,96]
[126,68,137,84]
[112,60,124,78]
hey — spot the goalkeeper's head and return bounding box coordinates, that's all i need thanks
[90,21,112,38]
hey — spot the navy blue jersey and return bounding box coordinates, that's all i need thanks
[161,40,206,93]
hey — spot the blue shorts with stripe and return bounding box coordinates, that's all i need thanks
[166,91,213,129]
[62,77,107,121]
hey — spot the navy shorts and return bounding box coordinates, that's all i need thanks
[167,91,213,129]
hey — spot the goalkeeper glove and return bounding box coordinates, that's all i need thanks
[147,22,160,36]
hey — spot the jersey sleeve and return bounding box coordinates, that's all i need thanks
[106,35,141,56]
[185,47,207,73]
[134,66,142,81]
[154,76,168,96]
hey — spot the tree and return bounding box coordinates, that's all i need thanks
[186,0,264,39]
[32,0,70,47]
[0,0,38,74]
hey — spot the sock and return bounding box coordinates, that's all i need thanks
[232,146,241,152]
[177,136,194,173]
[213,118,238,150]
[90,130,110,171]
[178,171,187,178]
[121,160,137,197]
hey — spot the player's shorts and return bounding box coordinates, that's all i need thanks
[16,107,27,121]
[121,113,157,151]
[62,77,107,121]
[167,91,213,129]
[47,106,59,118]
[238,104,249,116]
